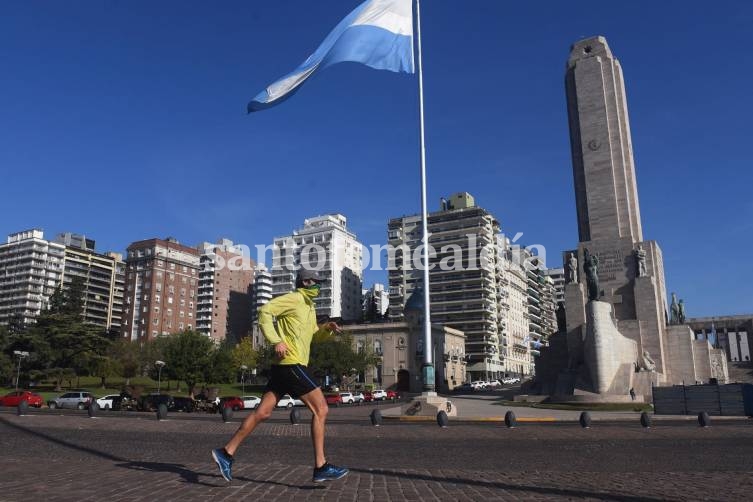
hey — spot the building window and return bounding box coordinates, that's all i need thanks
[180,311,185,318]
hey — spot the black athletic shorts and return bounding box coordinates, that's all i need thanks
[265,364,319,399]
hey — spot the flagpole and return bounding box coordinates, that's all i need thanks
[415,0,434,393]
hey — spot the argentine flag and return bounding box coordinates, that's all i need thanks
[248,0,414,112]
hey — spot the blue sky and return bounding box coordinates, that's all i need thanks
[2,1,752,317]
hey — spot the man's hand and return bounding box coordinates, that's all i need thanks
[323,321,342,334]
[275,342,289,358]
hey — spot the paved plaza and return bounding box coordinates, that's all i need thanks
[2,399,752,502]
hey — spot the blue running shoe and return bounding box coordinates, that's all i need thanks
[212,448,233,482]
[313,462,349,483]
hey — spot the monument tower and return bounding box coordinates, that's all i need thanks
[534,36,727,400]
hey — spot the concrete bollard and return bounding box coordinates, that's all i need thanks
[221,405,233,422]
[17,400,29,416]
[504,410,517,428]
[698,411,711,428]
[290,408,300,425]
[88,402,99,418]
[640,411,651,428]
[436,410,449,428]
[579,411,592,428]
[157,403,168,421]
[370,409,382,426]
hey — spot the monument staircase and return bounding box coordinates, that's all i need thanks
[727,362,753,384]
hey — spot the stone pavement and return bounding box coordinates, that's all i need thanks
[2,406,753,502]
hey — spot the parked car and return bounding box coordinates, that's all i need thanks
[488,379,502,388]
[95,394,121,410]
[339,392,355,405]
[220,396,244,411]
[48,391,94,410]
[0,390,43,408]
[170,397,196,413]
[276,394,304,408]
[362,390,374,402]
[325,393,342,406]
[372,389,387,401]
[242,396,261,410]
[352,392,365,404]
[453,383,474,393]
[139,393,174,412]
[503,377,521,384]
[386,390,399,401]
[471,380,488,390]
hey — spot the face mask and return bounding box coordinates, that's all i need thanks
[301,283,320,298]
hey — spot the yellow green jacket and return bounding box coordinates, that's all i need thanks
[258,289,332,366]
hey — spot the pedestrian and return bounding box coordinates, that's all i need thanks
[629,387,636,401]
[212,269,348,483]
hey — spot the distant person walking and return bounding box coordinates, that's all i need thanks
[212,269,348,483]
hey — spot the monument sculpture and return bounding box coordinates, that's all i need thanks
[532,36,728,403]
[583,249,599,301]
[635,245,647,277]
[565,252,578,284]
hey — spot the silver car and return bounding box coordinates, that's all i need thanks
[48,391,94,410]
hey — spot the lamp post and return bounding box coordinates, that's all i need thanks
[13,351,29,391]
[240,365,248,396]
[155,360,166,393]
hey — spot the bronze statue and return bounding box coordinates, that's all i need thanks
[583,248,599,301]
[669,293,679,325]
[678,299,686,324]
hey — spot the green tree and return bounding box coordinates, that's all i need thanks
[231,337,258,372]
[309,333,377,388]
[206,340,235,385]
[161,330,214,397]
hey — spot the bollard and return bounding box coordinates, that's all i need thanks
[17,400,29,416]
[370,409,382,426]
[290,408,300,425]
[157,403,168,421]
[436,410,449,428]
[698,411,711,428]
[640,411,651,428]
[88,402,99,418]
[579,411,592,428]
[221,405,233,422]
[504,410,517,428]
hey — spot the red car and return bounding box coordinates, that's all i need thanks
[220,396,244,411]
[362,391,374,402]
[386,390,399,401]
[325,393,342,406]
[0,390,43,408]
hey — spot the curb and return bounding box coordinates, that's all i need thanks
[381,415,752,423]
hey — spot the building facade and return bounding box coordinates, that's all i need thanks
[271,214,363,321]
[122,237,200,342]
[387,192,506,381]
[686,316,753,363]
[363,283,390,320]
[54,233,125,332]
[544,267,565,306]
[196,239,255,343]
[0,229,65,328]
[498,241,534,377]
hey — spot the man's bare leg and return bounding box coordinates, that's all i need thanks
[299,387,328,468]
[224,390,278,456]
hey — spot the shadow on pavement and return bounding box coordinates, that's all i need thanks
[350,467,666,502]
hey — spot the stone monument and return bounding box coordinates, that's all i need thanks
[534,36,728,402]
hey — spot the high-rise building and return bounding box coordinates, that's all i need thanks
[497,238,533,377]
[250,263,273,349]
[122,237,200,342]
[54,232,125,332]
[0,229,65,328]
[544,267,565,306]
[388,193,505,380]
[196,239,255,343]
[363,283,389,320]
[271,214,363,321]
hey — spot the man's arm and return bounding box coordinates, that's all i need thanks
[258,293,300,345]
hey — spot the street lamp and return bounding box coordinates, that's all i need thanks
[13,351,29,391]
[240,365,248,396]
[155,360,166,393]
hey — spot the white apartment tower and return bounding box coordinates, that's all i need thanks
[387,193,506,381]
[0,229,65,328]
[497,237,534,377]
[271,214,363,321]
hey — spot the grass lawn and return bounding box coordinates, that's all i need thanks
[2,376,265,401]
[492,399,652,413]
